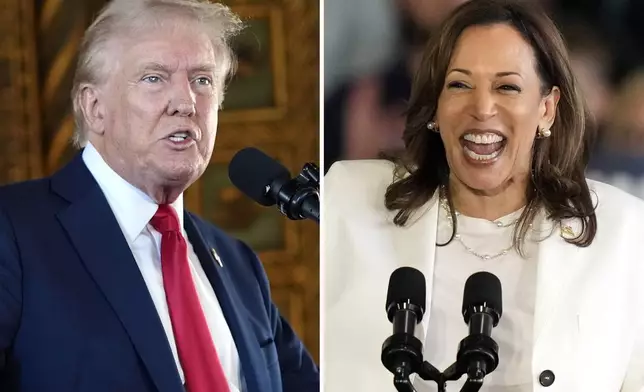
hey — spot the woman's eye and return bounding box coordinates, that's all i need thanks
[447,81,468,89]
[499,84,521,92]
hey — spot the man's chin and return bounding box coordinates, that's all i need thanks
[152,163,199,186]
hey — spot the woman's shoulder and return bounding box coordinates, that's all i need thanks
[325,159,397,185]
[324,159,399,214]
[587,178,644,219]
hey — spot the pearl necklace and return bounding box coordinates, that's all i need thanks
[439,197,523,260]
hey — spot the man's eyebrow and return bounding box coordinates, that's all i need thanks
[189,64,217,74]
[136,62,218,75]
[138,62,172,74]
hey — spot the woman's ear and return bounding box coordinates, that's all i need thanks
[540,86,561,130]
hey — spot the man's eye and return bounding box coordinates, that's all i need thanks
[195,77,212,86]
[142,75,161,83]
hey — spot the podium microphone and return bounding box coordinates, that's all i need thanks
[228,147,319,223]
[382,270,502,392]
[381,267,428,391]
[442,271,503,389]
[462,271,502,378]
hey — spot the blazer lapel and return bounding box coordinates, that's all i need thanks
[533,216,586,345]
[388,192,440,341]
[184,214,267,392]
[531,214,587,389]
[52,155,183,392]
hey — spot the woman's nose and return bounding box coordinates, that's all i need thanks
[469,89,497,121]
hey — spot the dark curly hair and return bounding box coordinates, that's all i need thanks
[384,0,597,253]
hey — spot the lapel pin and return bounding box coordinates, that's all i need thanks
[560,224,575,238]
[211,248,223,268]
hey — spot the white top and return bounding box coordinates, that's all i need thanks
[82,143,243,391]
[414,203,540,391]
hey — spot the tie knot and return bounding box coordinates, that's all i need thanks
[150,204,181,233]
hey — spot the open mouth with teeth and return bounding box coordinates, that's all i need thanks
[167,131,192,143]
[460,132,507,162]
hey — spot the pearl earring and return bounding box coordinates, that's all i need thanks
[537,127,551,138]
[427,121,439,133]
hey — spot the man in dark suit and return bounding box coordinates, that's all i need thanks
[0,1,319,391]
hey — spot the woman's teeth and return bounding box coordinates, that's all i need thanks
[464,147,503,161]
[463,133,504,144]
[462,132,506,161]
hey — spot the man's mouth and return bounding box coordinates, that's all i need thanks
[167,131,192,142]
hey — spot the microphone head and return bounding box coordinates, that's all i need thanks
[462,271,503,325]
[385,267,426,323]
[228,147,290,207]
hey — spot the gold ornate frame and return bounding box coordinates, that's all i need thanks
[220,4,288,123]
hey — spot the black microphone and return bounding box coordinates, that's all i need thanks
[381,267,426,389]
[228,147,319,223]
[458,271,503,380]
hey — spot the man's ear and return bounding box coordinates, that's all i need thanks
[78,84,106,136]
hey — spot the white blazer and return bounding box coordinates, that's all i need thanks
[323,159,644,392]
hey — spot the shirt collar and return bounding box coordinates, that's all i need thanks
[82,142,184,245]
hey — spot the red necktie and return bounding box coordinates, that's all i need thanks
[150,204,230,392]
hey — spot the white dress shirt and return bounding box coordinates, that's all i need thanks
[82,142,243,390]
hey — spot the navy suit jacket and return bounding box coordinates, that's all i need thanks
[0,153,319,391]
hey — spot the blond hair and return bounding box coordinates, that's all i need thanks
[71,0,244,147]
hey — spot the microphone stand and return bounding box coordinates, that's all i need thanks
[388,332,499,392]
[383,330,443,392]
[382,332,443,392]
[412,361,444,391]
[275,162,319,222]
[391,360,443,392]
[440,362,483,392]
[398,358,484,392]
[441,326,499,392]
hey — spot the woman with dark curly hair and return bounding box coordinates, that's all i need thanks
[323,1,644,391]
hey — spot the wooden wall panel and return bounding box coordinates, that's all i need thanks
[0,0,42,183]
[1,0,319,363]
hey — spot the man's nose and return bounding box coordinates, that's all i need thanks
[167,77,196,117]
[172,100,196,117]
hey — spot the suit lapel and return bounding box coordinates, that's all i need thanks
[184,214,267,392]
[52,155,184,392]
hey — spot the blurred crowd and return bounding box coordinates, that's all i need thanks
[324,0,644,199]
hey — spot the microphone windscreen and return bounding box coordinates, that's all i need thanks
[462,271,503,320]
[385,267,426,322]
[228,147,290,206]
